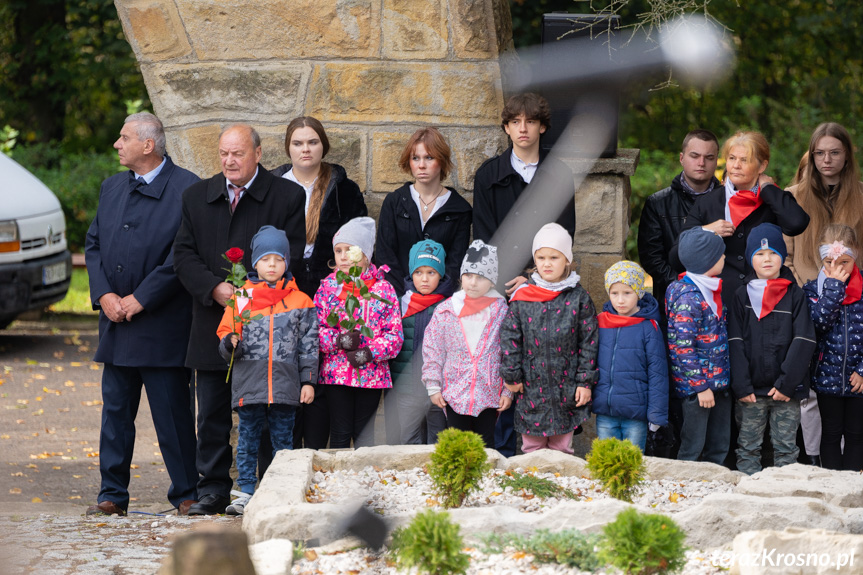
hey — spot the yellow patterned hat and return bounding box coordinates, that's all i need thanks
[604,260,646,298]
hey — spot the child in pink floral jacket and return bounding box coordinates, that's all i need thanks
[422,240,513,448]
[314,217,403,448]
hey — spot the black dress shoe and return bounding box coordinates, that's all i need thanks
[186,494,230,516]
[808,455,822,467]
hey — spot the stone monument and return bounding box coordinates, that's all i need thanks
[114,0,635,299]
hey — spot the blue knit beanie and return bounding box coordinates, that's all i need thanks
[746,223,787,266]
[251,225,290,268]
[678,227,725,275]
[409,239,446,277]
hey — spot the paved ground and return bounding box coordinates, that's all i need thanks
[0,319,235,575]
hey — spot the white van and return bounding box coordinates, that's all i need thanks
[0,153,72,328]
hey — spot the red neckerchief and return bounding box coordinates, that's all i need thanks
[844,266,863,305]
[597,311,648,328]
[244,279,296,311]
[678,272,723,319]
[337,278,377,302]
[458,296,497,317]
[510,284,559,302]
[404,293,445,318]
[747,278,791,319]
[727,188,763,227]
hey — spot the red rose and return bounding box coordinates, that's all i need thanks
[225,247,244,264]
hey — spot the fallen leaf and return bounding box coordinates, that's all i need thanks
[0,435,9,440]
[25,359,37,366]
[89,364,100,371]
[16,399,28,405]
[31,497,42,503]
[53,351,65,359]
[52,466,61,470]
[490,491,502,497]
[81,400,103,407]
[9,488,21,494]
[68,495,81,500]
[43,387,61,395]
[72,475,82,479]
[32,374,46,380]
[35,396,43,401]
[32,409,44,416]
[53,366,64,372]
[512,551,528,560]
[64,381,75,387]
[69,362,82,367]
[304,550,318,561]
[86,452,99,458]
[130,464,139,469]
[57,408,70,413]
[10,472,23,477]
[425,498,439,506]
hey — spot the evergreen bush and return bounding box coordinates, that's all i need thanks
[481,529,601,570]
[427,428,490,508]
[586,437,646,502]
[598,508,687,575]
[390,509,470,575]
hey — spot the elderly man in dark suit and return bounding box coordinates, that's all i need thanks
[84,112,200,516]
[173,124,306,515]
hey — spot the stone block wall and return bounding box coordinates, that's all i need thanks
[114,0,514,205]
[114,0,635,305]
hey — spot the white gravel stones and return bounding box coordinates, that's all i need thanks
[290,543,726,575]
[305,466,734,516]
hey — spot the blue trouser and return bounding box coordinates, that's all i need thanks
[595,414,649,452]
[494,403,517,457]
[236,404,297,493]
[678,388,732,464]
[98,364,198,509]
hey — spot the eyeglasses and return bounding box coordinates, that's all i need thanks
[813,150,844,159]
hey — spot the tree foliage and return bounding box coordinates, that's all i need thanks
[0,0,149,152]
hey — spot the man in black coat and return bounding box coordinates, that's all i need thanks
[637,129,721,325]
[85,112,200,516]
[173,124,306,515]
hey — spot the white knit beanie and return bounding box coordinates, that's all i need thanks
[532,223,573,263]
[333,217,376,261]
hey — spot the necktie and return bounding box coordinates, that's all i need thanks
[229,184,245,213]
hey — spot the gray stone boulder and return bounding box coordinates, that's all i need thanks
[734,463,863,508]
[644,455,745,484]
[728,528,863,575]
[675,493,863,550]
[502,451,588,476]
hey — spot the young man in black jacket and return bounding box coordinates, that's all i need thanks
[472,92,576,297]
[637,129,721,325]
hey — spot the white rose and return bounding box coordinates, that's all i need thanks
[347,245,364,264]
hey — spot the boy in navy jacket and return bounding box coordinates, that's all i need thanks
[729,223,816,474]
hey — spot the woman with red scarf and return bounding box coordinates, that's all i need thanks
[804,224,863,471]
[674,131,809,306]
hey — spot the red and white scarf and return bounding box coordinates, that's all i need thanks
[681,271,723,319]
[746,278,791,319]
[724,179,763,227]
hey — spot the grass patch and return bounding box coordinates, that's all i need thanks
[49,268,96,315]
[497,470,578,500]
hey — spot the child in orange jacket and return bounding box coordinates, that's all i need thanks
[216,226,318,515]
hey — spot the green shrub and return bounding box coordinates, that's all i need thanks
[428,428,490,508]
[14,143,122,252]
[481,529,601,570]
[598,508,687,575]
[390,510,470,575]
[496,470,577,500]
[586,437,645,502]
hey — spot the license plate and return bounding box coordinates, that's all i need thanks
[42,262,67,285]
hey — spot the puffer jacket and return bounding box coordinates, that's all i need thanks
[314,264,403,389]
[499,281,599,436]
[422,295,510,417]
[593,293,669,426]
[216,274,318,409]
[390,275,455,396]
[804,270,863,397]
[666,277,730,398]
[728,267,816,399]
[271,163,368,298]
[637,173,722,318]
